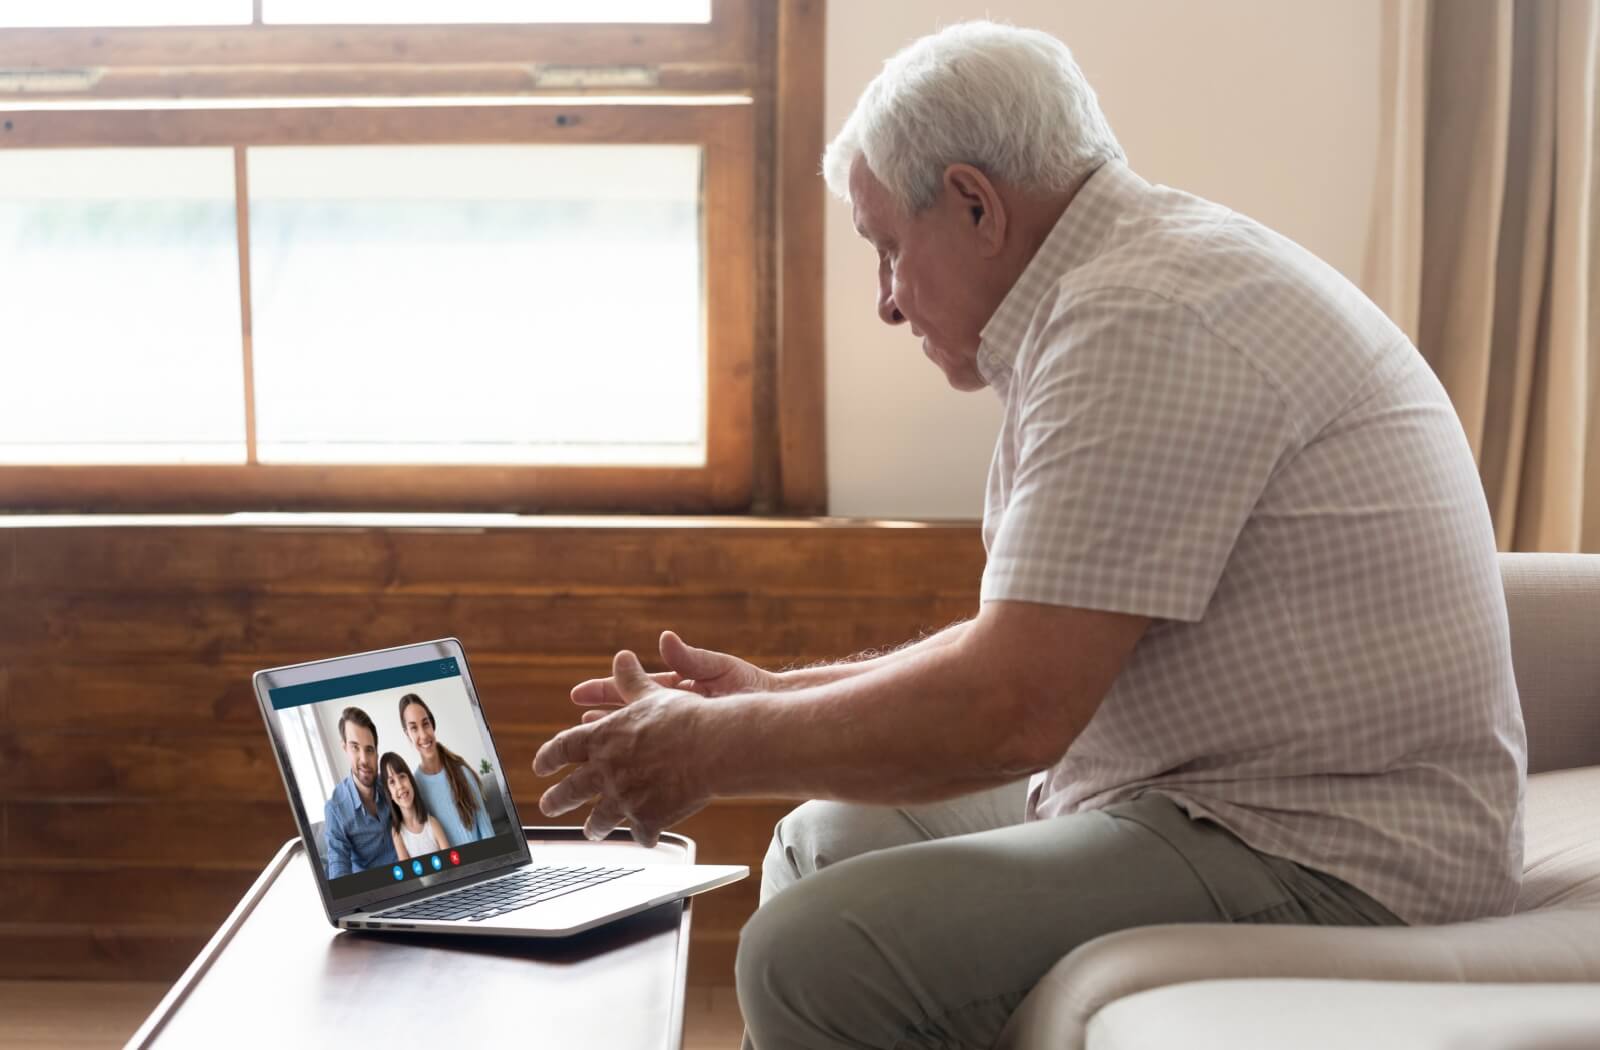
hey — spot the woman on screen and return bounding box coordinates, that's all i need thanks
[399,692,494,846]
[380,751,450,860]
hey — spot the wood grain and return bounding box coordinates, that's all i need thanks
[0,591,973,663]
[0,102,743,150]
[0,9,754,71]
[0,923,215,982]
[775,0,828,513]
[702,105,760,510]
[0,979,172,1049]
[0,519,981,984]
[0,64,757,103]
[5,801,299,863]
[0,865,253,927]
[6,524,983,595]
[0,463,752,515]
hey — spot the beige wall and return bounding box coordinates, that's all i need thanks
[824,0,1385,518]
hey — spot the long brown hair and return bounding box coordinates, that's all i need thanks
[378,751,430,833]
[397,693,482,829]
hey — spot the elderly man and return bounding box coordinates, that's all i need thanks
[533,21,1526,1050]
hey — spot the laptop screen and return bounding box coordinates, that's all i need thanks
[265,652,524,903]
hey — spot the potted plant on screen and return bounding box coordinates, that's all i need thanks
[479,757,507,826]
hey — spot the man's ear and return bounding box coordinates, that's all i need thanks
[944,164,1006,257]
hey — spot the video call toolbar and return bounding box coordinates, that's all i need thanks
[326,833,519,899]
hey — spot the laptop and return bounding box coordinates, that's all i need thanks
[253,637,747,937]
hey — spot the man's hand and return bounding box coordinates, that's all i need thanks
[569,631,777,721]
[534,649,713,847]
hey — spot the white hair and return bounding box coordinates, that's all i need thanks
[823,21,1124,213]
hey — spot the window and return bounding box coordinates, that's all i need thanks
[0,0,825,512]
[0,148,243,463]
[246,144,706,467]
[0,1,252,27]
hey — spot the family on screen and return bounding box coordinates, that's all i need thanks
[323,692,495,878]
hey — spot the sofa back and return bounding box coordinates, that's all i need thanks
[1502,553,1600,774]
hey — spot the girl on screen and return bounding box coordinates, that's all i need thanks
[398,692,494,846]
[380,751,450,860]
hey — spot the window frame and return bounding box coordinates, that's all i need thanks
[0,2,755,96]
[0,0,826,514]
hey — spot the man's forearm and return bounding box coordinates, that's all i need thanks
[773,619,972,691]
[696,623,1051,806]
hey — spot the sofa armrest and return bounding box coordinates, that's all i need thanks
[995,907,1600,1050]
[1088,980,1600,1050]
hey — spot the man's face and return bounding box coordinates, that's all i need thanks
[848,156,992,392]
[402,702,437,760]
[342,724,378,789]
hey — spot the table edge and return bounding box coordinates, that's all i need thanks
[125,827,697,1050]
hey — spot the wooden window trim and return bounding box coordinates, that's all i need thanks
[0,24,751,67]
[0,98,747,147]
[0,1,755,100]
[771,0,825,513]
[233,144,258,466]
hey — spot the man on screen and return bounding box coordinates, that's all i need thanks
[323,706,399,878]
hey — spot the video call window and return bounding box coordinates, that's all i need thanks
[270,659,516,894]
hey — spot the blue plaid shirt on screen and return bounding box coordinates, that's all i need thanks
[323,775,398,878]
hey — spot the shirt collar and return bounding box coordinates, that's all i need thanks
[977,159,1145,385]
[337,774,388,818]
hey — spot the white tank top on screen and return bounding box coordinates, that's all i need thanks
[399,819,438,858]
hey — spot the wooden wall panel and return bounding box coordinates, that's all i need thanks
[8,525,982,595]
[0,520,984,985]
[7,801,297,864]
[0,592,976,663]
[0,923,216,982]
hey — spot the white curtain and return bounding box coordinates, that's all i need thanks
[1365,0,1600,552]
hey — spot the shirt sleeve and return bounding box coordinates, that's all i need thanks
[982,288,1295,623]
[323,797,352,879]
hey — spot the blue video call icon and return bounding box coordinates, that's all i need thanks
[411,859,424,876]
[430,855,443,871]
[391,865,404,881]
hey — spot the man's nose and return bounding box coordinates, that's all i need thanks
[877,288,905,326]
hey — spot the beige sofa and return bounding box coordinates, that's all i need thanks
[998,553,1600,1049]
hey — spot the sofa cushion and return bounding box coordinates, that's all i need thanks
[1502,553,1600,775]
[1087,979,1600,1050]
[1518,765,1600,910]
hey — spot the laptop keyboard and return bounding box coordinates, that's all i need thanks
[373,864,642,923]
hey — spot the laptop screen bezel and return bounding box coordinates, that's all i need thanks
[252,637,533,921]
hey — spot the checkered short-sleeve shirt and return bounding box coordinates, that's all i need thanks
[980,161,1526,925]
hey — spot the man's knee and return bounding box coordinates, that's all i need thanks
[760,799,919,903]
[761,800,832,901]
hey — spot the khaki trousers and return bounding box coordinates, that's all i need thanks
[736,785,1401,1050]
